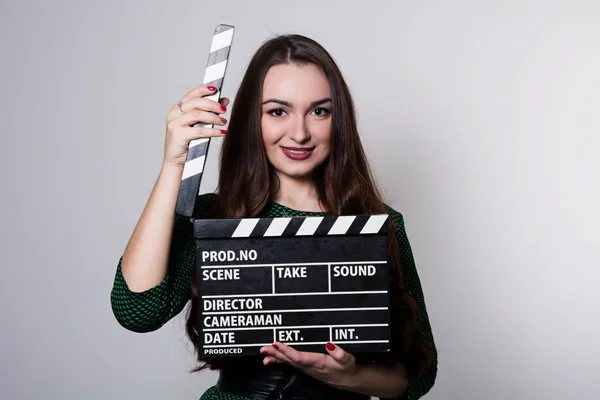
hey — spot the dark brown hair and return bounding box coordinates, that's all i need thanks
[186,34,435,379]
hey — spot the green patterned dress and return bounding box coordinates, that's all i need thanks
[110,194,437,399]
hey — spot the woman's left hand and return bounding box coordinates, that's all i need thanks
[259,342,358,390]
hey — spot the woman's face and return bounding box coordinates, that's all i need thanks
[261,63,332,182]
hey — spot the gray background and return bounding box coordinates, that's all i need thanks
[2,0,599,399]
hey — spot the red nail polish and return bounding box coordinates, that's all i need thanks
[207,86,216,91]
[260,350,268,355]
[220,130,227,134]
[272,343,279,350]
[326,342,336,351]
[221,105,227,112]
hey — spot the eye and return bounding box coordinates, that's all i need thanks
[312,107,330,116]
[268,108,286,117]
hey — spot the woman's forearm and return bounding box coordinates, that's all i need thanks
[120,163,184,292]
[340,363,408,399]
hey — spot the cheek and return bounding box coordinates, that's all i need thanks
[310,121,332,146]
[261,117,285,145]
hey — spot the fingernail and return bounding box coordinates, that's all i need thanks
[220,130,227,134]
[207,86,216,91]
[221,105,227,112]
[260,350,268,355]
[272,343,279,350]
[326,342,335,351]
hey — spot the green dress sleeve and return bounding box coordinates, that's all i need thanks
[110,193,216,333]
[383,206,438,400]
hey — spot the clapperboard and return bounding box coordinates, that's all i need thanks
[193,215,391,356]
[176,25,391,357]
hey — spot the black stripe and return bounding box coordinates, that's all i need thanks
[313,216,337,236]
[175,142,211,216]
[203,78,223,91]
[347,215,371,235]
[175,173,200,217]
[249,218,272,237]
[376,215,391,234]
[187,141,209,160]
[194,219,239,239]
[282,217,306,236]
[207,46,230,66]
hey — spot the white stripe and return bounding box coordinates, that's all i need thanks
[295,216,323,236]
[209,29,234,52]
[204,340,389,348]
[328,216,356,235]
[360,214,388,234]
[231,218,260,237]
[181,155,205,180]
[203,307,387,315]
[202,290,388,298]
[264,218,291,236]
[271,266,275,294]
[203,60,227,84]
[201,260,387,269]
[188,137,209,149]
[204,323,389,331]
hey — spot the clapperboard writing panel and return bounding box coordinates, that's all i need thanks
[194,214,392,356]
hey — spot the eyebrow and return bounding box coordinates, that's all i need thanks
[262,97,332,108]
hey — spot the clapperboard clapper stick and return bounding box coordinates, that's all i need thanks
[194,214,392,356]
[176,24,235,217]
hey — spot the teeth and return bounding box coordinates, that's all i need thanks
[287,149,308,154]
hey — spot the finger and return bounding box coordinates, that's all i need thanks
[178,84,219,104]
[260,345,294,364]
[168,98,227,122]
[185,126,228,140]
[180,97,227,115]
[177,110,227,128]
[325,342,355,367]
[273,342,323,367]
[262,356,284,366]
[168,85,219,114]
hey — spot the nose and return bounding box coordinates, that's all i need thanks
[289,115,311,143]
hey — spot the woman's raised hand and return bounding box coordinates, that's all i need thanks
[163,85,230,168]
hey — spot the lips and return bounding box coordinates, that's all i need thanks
[281,146,314,160]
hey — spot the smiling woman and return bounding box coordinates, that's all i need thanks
[111,33,437,400]
[261,63,332,191]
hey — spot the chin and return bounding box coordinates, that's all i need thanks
[271,161,324,180]
[276,167,317,179]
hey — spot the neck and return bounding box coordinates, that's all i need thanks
[271,172,323,212]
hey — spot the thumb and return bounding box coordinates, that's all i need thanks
[219,97,231,108]
[325,342,354,366]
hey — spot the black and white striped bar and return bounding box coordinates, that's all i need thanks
[194,214,390,239]
[176,24,235,217]
[194,214,392,356]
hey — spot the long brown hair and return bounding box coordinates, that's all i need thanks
[186,34,434,379]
